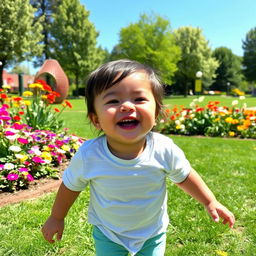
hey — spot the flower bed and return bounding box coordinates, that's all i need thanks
[157,96,256,139]
[0,82,83,192]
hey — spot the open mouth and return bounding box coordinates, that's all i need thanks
[117,119,139,129]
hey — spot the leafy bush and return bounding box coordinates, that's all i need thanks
[157,96,256,139]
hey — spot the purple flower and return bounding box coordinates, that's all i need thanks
[7,173,19,181]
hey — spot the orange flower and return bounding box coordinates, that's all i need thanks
[65,100,72,108]
[54,108,60,112]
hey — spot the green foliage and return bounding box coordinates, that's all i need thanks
[173,27,219,95]
[50,0,104,94]
[0,0,43,86]
[242,27,256,83]
[110,13,181,85]
[211,47,243,91]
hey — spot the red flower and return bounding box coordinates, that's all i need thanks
[195,107,204,112]
[13,97,22,102]
[0,93,8,99]
[18,111,24,115]
[54,108,60,112]
[65,100,72,108]
[43,84,52,92]
[13,115,21,121]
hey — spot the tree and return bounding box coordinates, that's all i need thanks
[173,27,218,96]
[211,47,242,92]
[0,0,43,87]
[30,0,60,67]
[50,0,103,95]
[10,64,30,75]
[242,27,256,83]
[110,13,181,85]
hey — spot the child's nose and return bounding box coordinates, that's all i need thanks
[120,101,135,112]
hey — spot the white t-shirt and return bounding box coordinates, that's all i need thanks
[62,132,191,255]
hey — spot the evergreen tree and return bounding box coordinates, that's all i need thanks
[110,13,181,85]
[242,27,256,82]
[0,0,43,87]
[211,47,242,92]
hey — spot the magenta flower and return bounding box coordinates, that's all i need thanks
[19,167,29,172]
[27,174,34,181]
[12,123,24,130]
[0,116,11,121]
[18,138,29,144]
[32,156,45,163]
[4,131,16,136]
[7,173,19,181]
[0,164,4,170]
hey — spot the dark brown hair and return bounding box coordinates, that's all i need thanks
[85,59,164,119]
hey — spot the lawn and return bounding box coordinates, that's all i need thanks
[0,96,255,255]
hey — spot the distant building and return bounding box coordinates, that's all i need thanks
[2,70,34,93]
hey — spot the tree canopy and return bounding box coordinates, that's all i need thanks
[49,0,105,94]
[110,13,181,85]
[173,27,218,96]
[211,47,242,91]
[242,27,256,83]
[0,0,43,87]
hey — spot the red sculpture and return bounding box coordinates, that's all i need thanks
[34,59,69,103]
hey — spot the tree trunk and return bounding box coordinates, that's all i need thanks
[0,62,5,88]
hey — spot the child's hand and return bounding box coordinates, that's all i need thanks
[205,200,235,228]
[41,216,64,243]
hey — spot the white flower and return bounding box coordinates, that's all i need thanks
[198,96,205,102]
[180,124,185,130]
[242,103,247,109]
[232,100,239,106]
[239,96,245,100]
[190,102,195,108]
[175,120,181,126]
[9,145,22,152]
[4,163,15,170]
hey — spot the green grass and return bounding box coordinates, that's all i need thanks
[0,97,255,255]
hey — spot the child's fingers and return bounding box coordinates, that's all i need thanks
[217,208,235,228]
[57,230,63,241]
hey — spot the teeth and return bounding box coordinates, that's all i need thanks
[121,119,135,123]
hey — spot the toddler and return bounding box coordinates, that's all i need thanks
[41,59,235,256]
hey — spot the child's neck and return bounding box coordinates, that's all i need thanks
[107,138,146,160]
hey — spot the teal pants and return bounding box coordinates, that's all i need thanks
[93,226,166,256]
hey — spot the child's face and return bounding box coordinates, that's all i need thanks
[90,72,157,152]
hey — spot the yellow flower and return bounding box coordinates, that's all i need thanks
[23,100,31,106]
[61,145,71,152]
[73,144,79,150]
[225,117,233,124]
[228,131,235,137]
[231,119,239,124]
[43,146,52,151]
[29,83,43,90]
[23,91,33,97]
[41,95,47,100]
[237,125,245,131]
[41,151,52,161]
[15,154,29,162]
[216,250,228,256]
[2,84,11,89]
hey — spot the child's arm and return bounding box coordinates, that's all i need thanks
[176,168,235,228]
[41,182,81,243]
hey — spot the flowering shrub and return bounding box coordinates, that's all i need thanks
[157,96,256,139]
[1,80,73,132]
[0,83,83,192]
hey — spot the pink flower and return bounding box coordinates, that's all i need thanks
[7,173,19,181]
[12,123,24,130]
[32,156,45,163]
[27,174,34,181]
[19,167,29,172]
[18,138,29,144]
[4,131,16,136]
[0,164,4,170]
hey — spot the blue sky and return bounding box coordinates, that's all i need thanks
[81,0,256,56]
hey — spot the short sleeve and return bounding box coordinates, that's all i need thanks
[62,148,89,191]
[167,142,191,183]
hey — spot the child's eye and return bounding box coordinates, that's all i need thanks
[106,99,119,104]
[135,97,147,102]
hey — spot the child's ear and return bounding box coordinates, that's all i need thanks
[89,113,101,130]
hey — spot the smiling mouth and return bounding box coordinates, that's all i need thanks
[117,119,139,129]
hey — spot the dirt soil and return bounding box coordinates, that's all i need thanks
[0,163,68,208]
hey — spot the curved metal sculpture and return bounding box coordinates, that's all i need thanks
[34,59,69,103]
